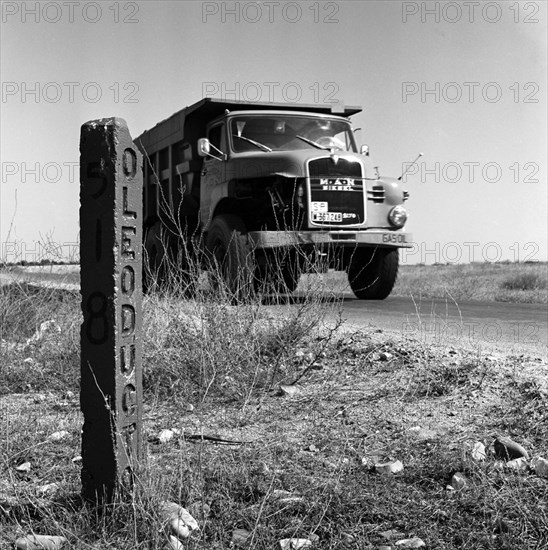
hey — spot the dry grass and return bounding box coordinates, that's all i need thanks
[1,272,547,548]
[392,262,548,304]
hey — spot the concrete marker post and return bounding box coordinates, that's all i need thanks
[79,117,143,504]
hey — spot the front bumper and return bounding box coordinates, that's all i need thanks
[248,230,413,249]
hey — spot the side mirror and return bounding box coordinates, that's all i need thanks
[198,138,210,157]
[360,144,370,156]
[198,137,226,161]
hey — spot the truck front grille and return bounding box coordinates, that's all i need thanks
[307,156,365,227]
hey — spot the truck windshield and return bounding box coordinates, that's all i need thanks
[230,115,357,153]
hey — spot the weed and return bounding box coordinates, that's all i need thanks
[501,272,547,292]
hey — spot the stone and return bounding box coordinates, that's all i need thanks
[231,529,252,545]
[170,518,190,539]
[279,385,301,397]
[379,352,393,361]
[375,460,404,475]
[158,429,175,444]
[493,436,529,460]
[471,441,486,461]
[449,472,467,490]
[48,431,69,442]
[186,403,195,412]
[80,118,143,503]
[531,457,548,478]
[505,457,528,471]
[160,502,199,533]
[15,535,67,550]
[278,539,313,549]
[395,538,426,548]
[15,462,31,472]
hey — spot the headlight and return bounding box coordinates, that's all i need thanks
[388,205,407,228]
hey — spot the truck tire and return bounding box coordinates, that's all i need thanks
[206,214,254,301]
[274,263,300,294]
[347,248,399,300]
[260,249,301,294]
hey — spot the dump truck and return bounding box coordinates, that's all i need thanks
[135,97,412,299]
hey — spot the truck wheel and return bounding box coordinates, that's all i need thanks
[206,214,254,301]
[347,248,399,300]
[276,263,300,293]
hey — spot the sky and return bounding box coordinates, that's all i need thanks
[1,0,547,264]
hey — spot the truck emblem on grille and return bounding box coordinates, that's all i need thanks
[330,153,339,165]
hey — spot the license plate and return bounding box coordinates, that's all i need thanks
[312,212,342,222]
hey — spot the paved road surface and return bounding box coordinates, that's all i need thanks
[337,294,548,352]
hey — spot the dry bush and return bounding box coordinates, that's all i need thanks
[0,282,80,394]
[501,272,547,292]
[142,237,344,403]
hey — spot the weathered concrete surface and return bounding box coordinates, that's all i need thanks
[79,117,143,503]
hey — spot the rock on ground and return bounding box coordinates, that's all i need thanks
[375,460,404,475]
[493,436,529,460]
[278,539,313,549]
[15,535,67,550]
[395,537,426,548]
[531,457,548,477]
[449,472,467,490]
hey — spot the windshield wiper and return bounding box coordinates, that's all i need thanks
[233,134,272,152]
[295,135,330,150]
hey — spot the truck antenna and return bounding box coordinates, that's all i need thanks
[398,152,423,181]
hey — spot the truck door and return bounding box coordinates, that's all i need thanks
[201,122,227,229]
